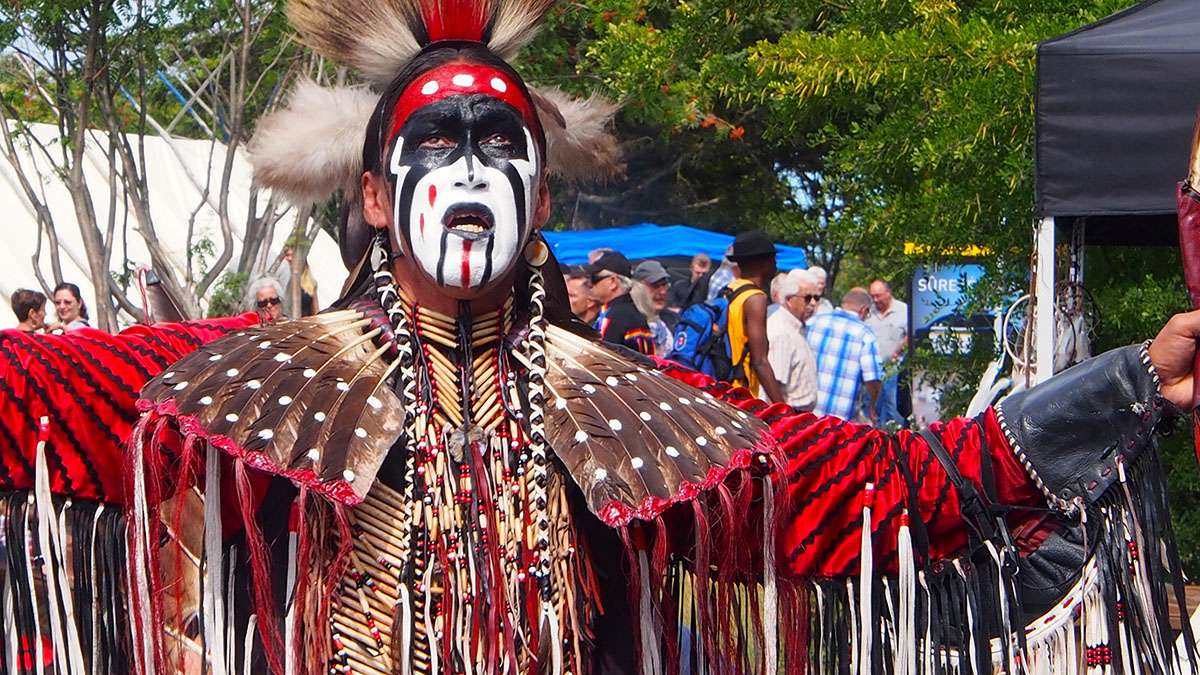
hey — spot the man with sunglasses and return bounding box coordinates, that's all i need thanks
[585,251,655,355]
[767,268,821,411]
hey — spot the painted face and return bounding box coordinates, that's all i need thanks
[387,93,539,291]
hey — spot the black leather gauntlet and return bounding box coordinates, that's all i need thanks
[995,343,1167,514]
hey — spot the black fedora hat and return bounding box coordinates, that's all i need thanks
[727,230,777,262]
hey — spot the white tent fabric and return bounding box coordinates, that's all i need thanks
[0,121,345,329]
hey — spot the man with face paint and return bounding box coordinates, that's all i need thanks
[0,1,1196,673]
[385,92,541,293]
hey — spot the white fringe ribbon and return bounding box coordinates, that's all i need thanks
[33,417,85,674]
[541,600,564,675]
[89,504,105,675]
[423,563,440,675]
[858,482,875,675]
[763,477,778,675]
[284,498,299,675]
[895,510,916,675]
[22,502,44,675]
[130,419,157,675]
[397,585,414,675]
[204,441,228,675]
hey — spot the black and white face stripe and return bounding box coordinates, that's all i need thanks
[387,95,539,291]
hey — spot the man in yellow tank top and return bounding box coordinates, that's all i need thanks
[725,231,787,403]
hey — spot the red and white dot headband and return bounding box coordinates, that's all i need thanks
[387,62,541,142]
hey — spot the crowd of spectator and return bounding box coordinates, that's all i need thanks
[11,236,908,428]
[565,230,910,428]
[8,272,298,335]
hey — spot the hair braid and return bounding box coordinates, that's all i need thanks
[522,260,554,600]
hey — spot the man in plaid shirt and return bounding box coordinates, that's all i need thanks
[805,287,883,421]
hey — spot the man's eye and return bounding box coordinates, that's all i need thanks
[418,136,456,150]
[481,133,512,147]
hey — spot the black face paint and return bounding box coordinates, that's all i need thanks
[386,95,539,290]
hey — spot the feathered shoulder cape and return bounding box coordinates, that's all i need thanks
[137,303,776,526]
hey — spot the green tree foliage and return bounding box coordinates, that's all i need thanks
[525,0,1132,282]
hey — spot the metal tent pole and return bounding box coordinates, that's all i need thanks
[1034,217,1056,384]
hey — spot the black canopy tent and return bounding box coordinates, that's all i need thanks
[1026,0,1198,384]
[1036,0,1200,245]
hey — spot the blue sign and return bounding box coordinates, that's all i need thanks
[910,264,989,341]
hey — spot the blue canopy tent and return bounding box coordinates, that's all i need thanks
[543,223,808,269]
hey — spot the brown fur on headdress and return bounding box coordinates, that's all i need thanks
[247,79,376,204]
[532,87,624,180]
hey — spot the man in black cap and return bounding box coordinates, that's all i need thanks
[725,230,786,403]
[585,251,655,355]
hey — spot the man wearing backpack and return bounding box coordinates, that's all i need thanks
[724,231,787,403]
[586,251,656,355]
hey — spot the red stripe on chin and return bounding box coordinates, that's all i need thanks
[461,239,473,289]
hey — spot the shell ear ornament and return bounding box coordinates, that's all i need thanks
[524,238,549,267]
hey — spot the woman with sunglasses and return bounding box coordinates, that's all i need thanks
[51,281,90,330]
[246,275,287,323]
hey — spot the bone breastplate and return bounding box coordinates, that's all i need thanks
[328,295,598,674]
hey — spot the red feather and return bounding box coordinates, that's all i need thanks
[422,0,490,42]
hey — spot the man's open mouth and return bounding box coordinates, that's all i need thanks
[443,203,495,240]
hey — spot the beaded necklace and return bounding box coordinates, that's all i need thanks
[328,236,597,674]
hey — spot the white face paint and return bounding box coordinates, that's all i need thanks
[389,125,539,291]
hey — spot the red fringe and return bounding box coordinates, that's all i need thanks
[618,526,645,668]
[713,482,738,672]
[291,487,312,673]
[652,516,680,674]
[691,499,716,668]
[234,459,285,674]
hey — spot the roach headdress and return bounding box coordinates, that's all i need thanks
[248,0,622,206]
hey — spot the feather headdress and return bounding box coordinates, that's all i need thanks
[249,0,621,205]
[289,0,556,84]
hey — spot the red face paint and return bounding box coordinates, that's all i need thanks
[388,63,540,143]
[429,184,437,207]
[419,213,425,237]
[460,240,473,289]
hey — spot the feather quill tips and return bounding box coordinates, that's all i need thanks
[136,398,370,505]
[596,430,779,527]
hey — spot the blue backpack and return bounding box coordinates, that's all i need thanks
[670,283,758,380]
